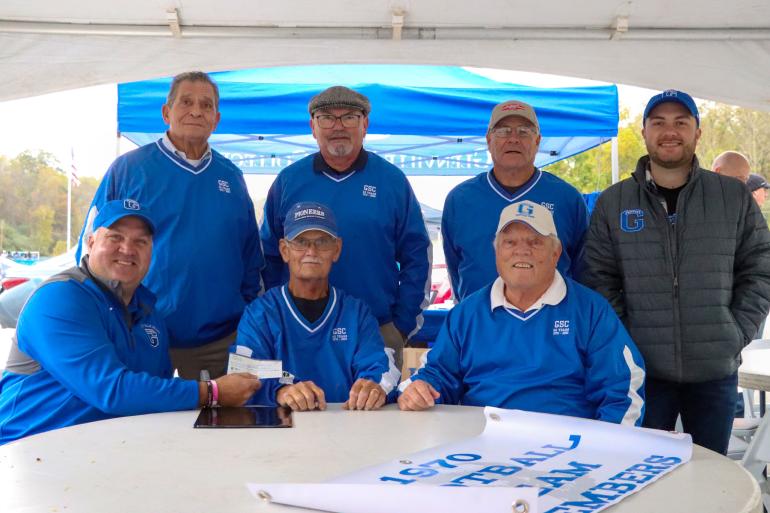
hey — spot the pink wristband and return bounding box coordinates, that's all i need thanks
[211,379,219,407]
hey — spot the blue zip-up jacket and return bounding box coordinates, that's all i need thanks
[0,263,199,445]
[260,151,431,337]
[442,169,588,301]
[233,285,399,404]
[76,139,264,348]
[403,275,645,425]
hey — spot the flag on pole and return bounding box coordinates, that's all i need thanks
[70,148,81,187]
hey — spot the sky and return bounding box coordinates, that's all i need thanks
[0,67,659,208]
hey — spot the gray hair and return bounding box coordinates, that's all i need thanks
[166,71,220,109]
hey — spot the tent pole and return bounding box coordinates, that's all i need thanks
[611,137,619,184]
[66,164,72,252]
[116,130,121,158]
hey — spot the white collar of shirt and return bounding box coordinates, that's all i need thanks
[490,271,567,313]
[162,133,211,166]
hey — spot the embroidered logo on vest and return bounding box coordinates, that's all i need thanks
[332,327,348,342]
[553,320,570,336]
[362,185,377,198]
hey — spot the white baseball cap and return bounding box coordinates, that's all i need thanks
[496,200,557,238]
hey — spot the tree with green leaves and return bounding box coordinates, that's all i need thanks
[0,151,98,255]
[547,105,770,193]
[546,109,646,192]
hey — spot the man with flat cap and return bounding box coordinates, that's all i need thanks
[399,200,645,426]
[0,200,261,445]
[261,86,431,370]
[442,100,589,302]
[235,202,398,411]
[583,89,770,454]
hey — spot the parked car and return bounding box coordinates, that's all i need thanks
[0,255,27,283]
[0,250,76,328]
[430,263,452,305]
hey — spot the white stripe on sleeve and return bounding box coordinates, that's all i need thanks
[620,345,645,426]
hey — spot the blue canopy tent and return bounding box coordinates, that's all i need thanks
[118,65,618,176]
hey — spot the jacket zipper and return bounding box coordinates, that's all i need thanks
[637,157,695,382]
[115,298,136,351]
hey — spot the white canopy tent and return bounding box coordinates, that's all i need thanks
[2,0,769,109]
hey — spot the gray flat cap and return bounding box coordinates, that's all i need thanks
[308,86,371,115]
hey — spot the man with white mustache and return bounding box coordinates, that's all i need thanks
[582,90,770,454]
[398,200,645,427]
[235,202,399,411]
[260,86,431,372]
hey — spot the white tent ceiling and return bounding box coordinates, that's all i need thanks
[2,0,770,109]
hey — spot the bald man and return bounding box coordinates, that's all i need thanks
[712,151,751,183]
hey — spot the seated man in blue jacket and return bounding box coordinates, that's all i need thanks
[233,201,399,411]
[398,200,646,426]
[0,200,261,445]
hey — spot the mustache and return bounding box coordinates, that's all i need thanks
[300,257,323,264]
[328,131,351,139]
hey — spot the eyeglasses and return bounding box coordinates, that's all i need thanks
[489,126,537,139]
[314,113,363,129]
[286,236,337,252]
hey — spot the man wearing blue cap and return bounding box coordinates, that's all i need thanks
[399,201,645,425]
[234,201,399,411]
[583,90,770,454]
[0,200,261,444]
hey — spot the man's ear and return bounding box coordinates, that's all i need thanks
[161,104,171,125]
[279,239,291,264]
[332,237,343,263]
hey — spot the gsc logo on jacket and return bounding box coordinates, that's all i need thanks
[332,327,348,342]
[553,320,570,336]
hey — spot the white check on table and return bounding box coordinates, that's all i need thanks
[227,353,283,379]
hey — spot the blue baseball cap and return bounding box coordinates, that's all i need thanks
[93,199,156,234]
[643,89,700,126]
[284,202,338,240]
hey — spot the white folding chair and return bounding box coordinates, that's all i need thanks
[741,413,770,509]
[729,413,761,461]
[730,341,770,460]
[740,339,770,507]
